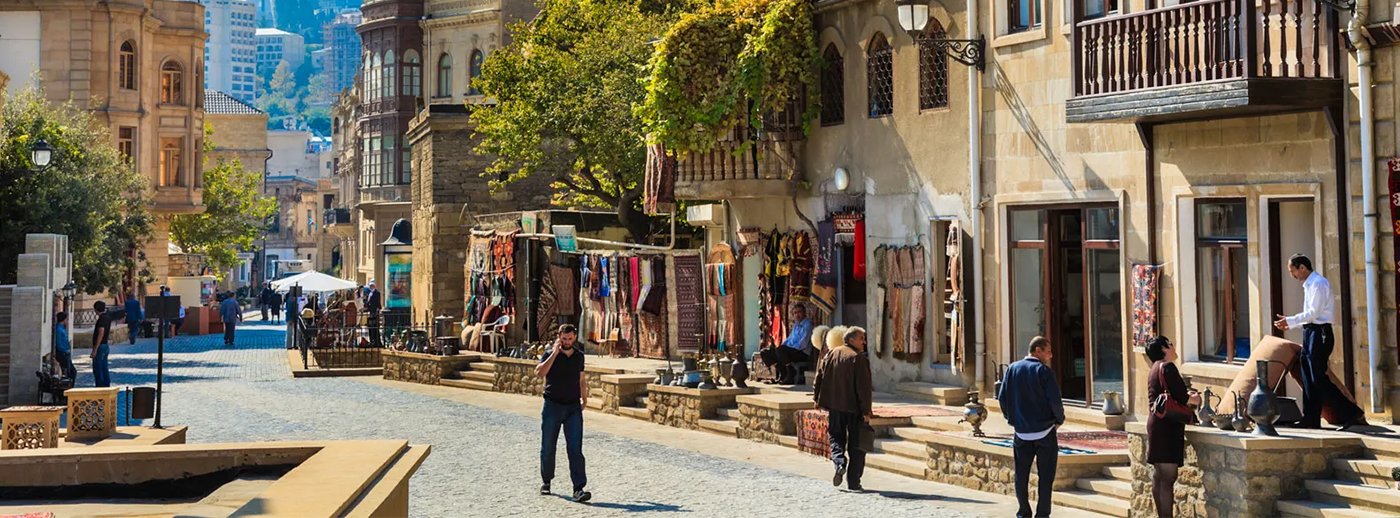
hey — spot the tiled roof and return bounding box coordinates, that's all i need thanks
[204,91,263,115]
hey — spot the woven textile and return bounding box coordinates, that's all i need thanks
[796,408,831,457]
[1131,264,1161,349]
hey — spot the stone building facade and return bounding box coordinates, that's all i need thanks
[328,87,364,283]
[264,175,320,278]
[0,0,208,297]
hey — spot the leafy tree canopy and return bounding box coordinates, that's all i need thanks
[0,87,154,295]
[169,124,278,277]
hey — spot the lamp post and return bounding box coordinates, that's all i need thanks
[61,281,76,315]
[896,0,985,71]
[30,139,53,172]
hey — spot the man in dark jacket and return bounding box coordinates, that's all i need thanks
[998,336,1065,518]
[259,284,275,322]
[813,326,873,492]
[124,294,143,344]
[365,280,383,347]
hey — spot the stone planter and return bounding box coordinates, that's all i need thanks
[645,384,753,430]
[735,393,815,444]
[64,387,119,442]
[0,406,64,449]
[381,350,479,385]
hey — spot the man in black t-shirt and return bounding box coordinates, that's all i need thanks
[534,324,590,503]
[91,301,113,387]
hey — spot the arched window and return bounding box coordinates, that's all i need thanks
[820,44,844,126]
[119,41,137,90]
[468,49,484,95]
[436,53,452,97]
[917,20,949,110]
[866,33,892,118]
[160,60,184,105]
[403,50,421,97]
[383,50,396,99]
[371,53,382,101]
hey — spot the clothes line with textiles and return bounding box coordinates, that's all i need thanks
[874,244,927,363]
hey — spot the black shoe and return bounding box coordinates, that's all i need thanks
[540,483,550,495]
[833,464,846,486]
[573,490,592,503]
[846,485,865,493]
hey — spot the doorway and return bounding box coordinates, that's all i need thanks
[1008,205,1123,404]
[1267,198,1316,345]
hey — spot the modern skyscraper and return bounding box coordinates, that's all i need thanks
[203,0,258,102]
[323,9,361,93]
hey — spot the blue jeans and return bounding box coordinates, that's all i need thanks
[540,399,587,492]
[92,344,111,387]
[1013,432,1058,518]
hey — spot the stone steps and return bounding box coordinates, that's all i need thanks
[1075,478,1133,500]
[1277,499,1398,518]
[1331,458,1400,488]
[586,397,604,411]
[871,438,927,462]
[893,382,968,406]
[985,398,1126,431]
[697,418,740,437]
[887,426,941,443]
[715,407,741,419]
[1359,437,1400,462]
[1102,465,1133,482]
[458,371,495,384]
[1303,480,1400,515]
[863,452,928,479]
[1052,490,1130,518]
[909,415,964,433]
[466,361,497,373]
[617,406,650,420]
[440,379,493,392]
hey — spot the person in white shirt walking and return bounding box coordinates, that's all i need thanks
[1273,254,1366,430]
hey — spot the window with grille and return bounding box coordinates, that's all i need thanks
[867,34,893,118]
[917,22,949,110]
[119,41,137,90]
[820,44,844,126]
[160,61,183,105]
[437,53,452,98]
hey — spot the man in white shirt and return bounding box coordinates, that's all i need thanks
[1273,254,1365,430]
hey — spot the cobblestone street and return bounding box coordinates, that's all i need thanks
[67,322,1097,517]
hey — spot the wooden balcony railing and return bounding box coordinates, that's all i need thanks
[1072,0,1339,97]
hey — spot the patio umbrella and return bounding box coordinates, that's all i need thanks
[270,271,358,294]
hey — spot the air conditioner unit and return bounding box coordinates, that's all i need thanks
[685,204,726,227]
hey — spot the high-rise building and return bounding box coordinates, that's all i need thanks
[256,0,275,26]
[203,0,258,102]
[255,27,305,72]
[323,9,361,93]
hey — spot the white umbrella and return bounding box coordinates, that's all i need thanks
[270,271,358,294]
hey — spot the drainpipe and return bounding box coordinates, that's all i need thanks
[1347,0,1385,414]
[968,0,986,393]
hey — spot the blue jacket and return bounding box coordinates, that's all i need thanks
[54,323,71,355]
[997,356,1065,434]
[124,298,144,323]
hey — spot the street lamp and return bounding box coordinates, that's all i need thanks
[895,0,930,34]
[61,281,77,313]
[895,0,986,72]
[30,139,53,172]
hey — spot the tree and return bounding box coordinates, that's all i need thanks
[257,60,298,127]
[169,124,278,277]
[0,86,154,294]
[471,0,684,241]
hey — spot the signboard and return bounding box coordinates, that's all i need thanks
[1389,158,1400,366]
[552,225,578,252]
[200,279,215,306]
[386,253,412,309]
[521,212,538,234]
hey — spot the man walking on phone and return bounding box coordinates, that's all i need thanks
[535,324,591,503]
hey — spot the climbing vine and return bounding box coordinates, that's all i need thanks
[639,0,820,154]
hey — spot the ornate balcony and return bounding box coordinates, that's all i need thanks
[669,119,805,201]
[325,208,354,238]
[1067,0,1342,123]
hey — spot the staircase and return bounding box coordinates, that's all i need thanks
[1277,438,1400,517]
[894,382,969,406]
[1054,465,1133,518]
[618,395,651,420]
[697,406,741,437]
[441,360,496,392]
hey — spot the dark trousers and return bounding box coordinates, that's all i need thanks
[127,322,139,344]
[827,410,866,488]
[774,346,809,382]
[55,350,76,381]
[368,315,382,348]
[1299,324,1361,428]
[540,400,587,492]
[261,305,270,321]
[224,321,236,346]
[1013,432,1058,518]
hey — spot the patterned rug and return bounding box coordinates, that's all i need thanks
[872,406,963,419]
[796,409,830,458]
[977,431,1128,453]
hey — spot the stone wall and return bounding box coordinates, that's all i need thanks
[925,434,1107,494]
[646,385,752,430]
[735,394,815,444]
[381,350,475,385]
[1125,428,1363,518]
[493,357,544,396]
[598,374,651,415]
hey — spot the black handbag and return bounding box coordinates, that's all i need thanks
[1151,366,1194,424]
[855,422,876,453]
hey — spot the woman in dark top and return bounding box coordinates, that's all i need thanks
[1145,336,1200,518]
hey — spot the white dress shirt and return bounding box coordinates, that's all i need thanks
[1286,271,1333,328]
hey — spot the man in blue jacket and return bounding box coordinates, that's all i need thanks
[997,336,1065,518]
[124,293,143,344]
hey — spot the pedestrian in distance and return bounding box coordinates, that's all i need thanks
[365,281,383,348]
[90,301,113,388]
[270,289,283,324]
[1272,254,1367,430]
[813,326,873,492]
[998,336,1065,518]
[124,293,143,345]
[53,311,76,381]
[220,292,242,347]
[534,324,591,503]
[1145,336,1200,518]
[260,283,275,322]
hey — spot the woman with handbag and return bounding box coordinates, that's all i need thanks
[1146,336,1201,518]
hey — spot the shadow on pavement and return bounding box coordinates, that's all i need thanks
[580,500,690,513]
[868,490,990,504]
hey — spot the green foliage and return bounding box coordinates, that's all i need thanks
[170,123,277,277]
[0,86,154,294]
[639,0,819,154]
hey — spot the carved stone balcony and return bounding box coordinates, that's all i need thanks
[1067,0,1342,123]
[670,122,805,201]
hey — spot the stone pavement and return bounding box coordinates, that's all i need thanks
[67,324,1110,517]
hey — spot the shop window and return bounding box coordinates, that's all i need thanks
[867,34,893,118]
[119,41,137,90]
[1196,199,1249,363]
[820,44,844,126]
[160,61,184,105]
[917,21,949,110]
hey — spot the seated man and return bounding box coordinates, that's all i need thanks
[773,305,814,385]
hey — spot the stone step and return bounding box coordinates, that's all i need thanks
[635,396,649,408]
[1051,490,1130,518]
[617,406,650,420]
[458,371,496,383]
[1276,499,1399,518]
[777,434,799,449]
[586,397,604,411]
[871,438,928,461]
[1305,480,1400,514]
[1102,465,1133,482]
[467,361,497,373]
[864,452,927,479]
[698,418,740,437]
[888,426,941,443]
[715,407,741,420]
[1331,458,1400,488]
[1359,437,1400,462]
[440,379,493,392]
[909,415,963,433]
[986,398,1126,431]
[1075,478,1133,500]
[893,382,968,406]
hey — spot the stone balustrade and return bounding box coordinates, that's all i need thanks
[924,431,1119,494]
[64,387,119,442]
[736,393,815,444]
[646,385,753,430]
[381,350,479,385]
[313,348,384,369]
[1125,423,1363,518]
[599,374,653,415]
[0,406,64,449]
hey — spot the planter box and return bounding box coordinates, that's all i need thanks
[381,350,480,385]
